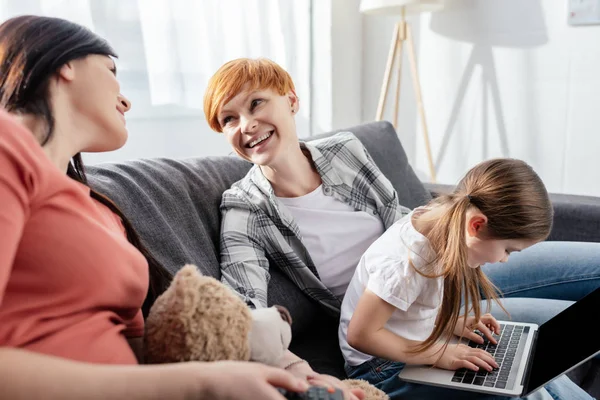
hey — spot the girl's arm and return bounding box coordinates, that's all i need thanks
[0,347,307,400]
[347,289,445,365]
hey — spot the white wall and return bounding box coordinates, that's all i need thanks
[361,12,421,176]
[362,0,600,196]
[331,0,363,130]
[311,0,363,134]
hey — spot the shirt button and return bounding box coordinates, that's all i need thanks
[323,186,331,194]
[248,290,255,298]
[372,209,378,215]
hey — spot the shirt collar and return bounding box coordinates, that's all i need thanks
[249,140,344,199]
[301,140,344,187]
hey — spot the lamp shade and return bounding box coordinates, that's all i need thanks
[429,0,547,48]
[360,0,445,15]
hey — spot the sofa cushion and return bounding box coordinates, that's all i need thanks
[88,156,250,278]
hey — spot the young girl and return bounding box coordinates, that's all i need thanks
[339,158,592,400]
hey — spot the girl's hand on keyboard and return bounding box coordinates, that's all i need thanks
[454,314,500,344]
[434,343,499,372]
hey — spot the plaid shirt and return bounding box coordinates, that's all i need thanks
[219,132,411,315]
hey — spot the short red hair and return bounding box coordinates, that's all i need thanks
[203,58,296,132]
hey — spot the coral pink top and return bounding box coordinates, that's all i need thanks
[0,110,148,364]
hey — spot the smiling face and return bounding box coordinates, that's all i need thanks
[61,54,131,152]
[218,85,299,166]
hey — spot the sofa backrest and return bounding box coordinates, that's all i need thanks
[89,155,249,278]
[87,121,431,333]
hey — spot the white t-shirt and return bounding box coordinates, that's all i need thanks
[277,185,384,297]
[338,208,444,366]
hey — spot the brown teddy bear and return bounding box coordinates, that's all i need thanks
[145,264,389,400]
[145,264,292,365]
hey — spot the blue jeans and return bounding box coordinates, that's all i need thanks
[477,241,600,326]
[482,241,600,303]
[345,357,594,400]
[482,241,600,363]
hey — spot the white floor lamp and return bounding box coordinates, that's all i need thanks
[360,0,445,183]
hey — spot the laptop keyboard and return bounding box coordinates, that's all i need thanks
[451,324,525,389]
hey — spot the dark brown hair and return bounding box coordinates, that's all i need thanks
[414,158,553,355]
[0,15,170,316]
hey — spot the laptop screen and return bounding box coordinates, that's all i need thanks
[525,287,600,395]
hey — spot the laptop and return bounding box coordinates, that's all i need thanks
[398,287,600,397]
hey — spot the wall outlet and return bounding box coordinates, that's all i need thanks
[568,0,600,26]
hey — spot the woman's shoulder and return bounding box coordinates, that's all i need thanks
[220,166,270,211]
[0,110,49,183]
[304,131,370,163]
[305,131,363,150]
[0,110,40,152]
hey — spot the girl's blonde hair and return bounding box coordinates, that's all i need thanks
[415,158,553,354]
[203,57,296,133]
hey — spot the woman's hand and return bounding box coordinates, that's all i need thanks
[284,359,315,381]
[434,343,499,372]
[307,374,365,400]
[199,361,309,400]
[285,362,365,400]
[453,313,500,344]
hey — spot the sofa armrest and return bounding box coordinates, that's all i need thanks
[422,183,600,243]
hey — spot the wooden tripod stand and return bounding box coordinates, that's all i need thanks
[375,13,436,183]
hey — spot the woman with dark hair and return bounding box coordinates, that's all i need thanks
[0,14,169,320]
[0,15,325,400]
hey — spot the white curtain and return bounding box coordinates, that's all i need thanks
[0,0,313,164]
[137,0,310,112]
[0,0,94,28]
[0,0,311,119]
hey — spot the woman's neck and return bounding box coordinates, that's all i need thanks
[15,113,76,173]
[260,147,322,198]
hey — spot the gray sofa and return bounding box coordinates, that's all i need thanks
[87,121,599,397]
